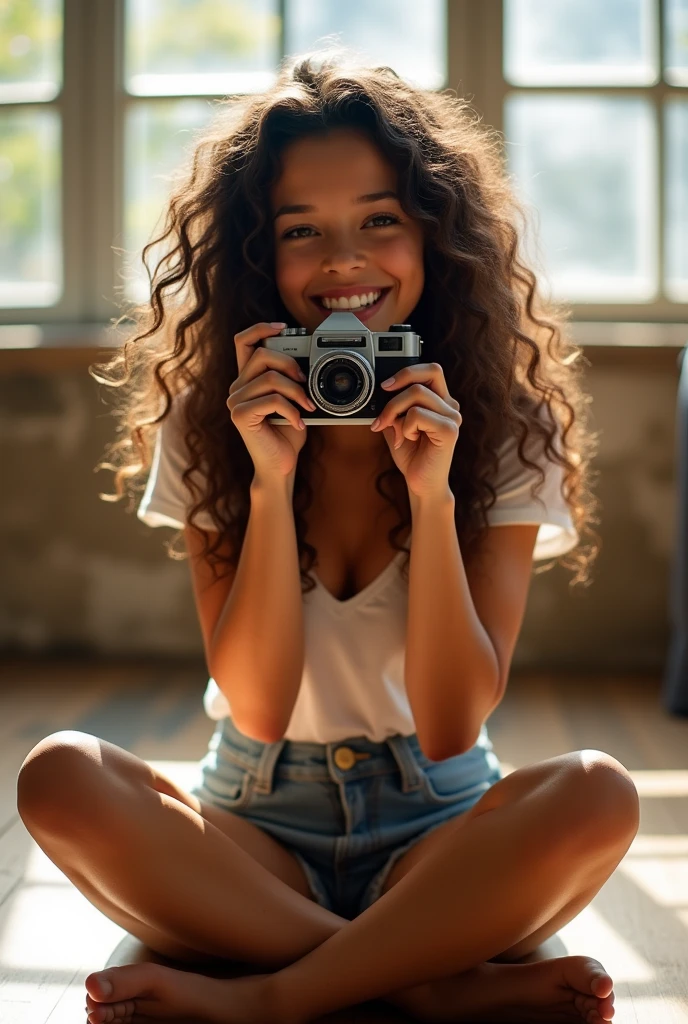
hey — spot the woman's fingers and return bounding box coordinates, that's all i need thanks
[233,322,290,376]
[228,368,314,415]
[231,392,306,433]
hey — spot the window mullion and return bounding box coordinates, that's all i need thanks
[657,0,666,304]
[447,0,505,139]
[49,0,86,321]
[80,0,122,323]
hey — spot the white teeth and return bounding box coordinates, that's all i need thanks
[320,290,382,309]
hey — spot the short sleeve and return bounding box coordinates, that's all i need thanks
[137,391,217,531]
[484,427,579,561]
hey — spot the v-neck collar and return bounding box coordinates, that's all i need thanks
[310,532,411,613]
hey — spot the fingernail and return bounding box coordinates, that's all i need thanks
[270,321,287,328]
[381,376,395,387]
[298,370,307,380]
[370,418,381,430]
[98,978,113,997]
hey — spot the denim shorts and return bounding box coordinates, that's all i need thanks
[188,715,503,921]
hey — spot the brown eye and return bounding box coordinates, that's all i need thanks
[282,213,400,240]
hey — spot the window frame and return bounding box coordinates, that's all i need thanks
[467,0,687,323]
[0,0,686,334]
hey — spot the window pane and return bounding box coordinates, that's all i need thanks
[0,107,61,307]
[504,0,658,86]
[286,0,447,90]
[504,94,657,302]
[123,99,214,303]
[0,0,62,103]
[666,100,688,300]
[665,0,688,85]
[124,0,279,97]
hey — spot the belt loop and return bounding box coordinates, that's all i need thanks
[385,735,424,793]
[253,738,286,795]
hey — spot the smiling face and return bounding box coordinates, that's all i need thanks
[270,127,425,333]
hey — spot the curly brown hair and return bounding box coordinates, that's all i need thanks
[91,44,601,593]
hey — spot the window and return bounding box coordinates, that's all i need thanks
[0,0,685,333]
[501,0,688,316]
[0,0,62,309]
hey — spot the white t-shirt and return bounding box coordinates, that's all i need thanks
[137,391,579,744]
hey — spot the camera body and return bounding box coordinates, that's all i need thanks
[263,310,423,425]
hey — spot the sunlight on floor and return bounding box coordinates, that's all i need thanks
[0,845,126,971]
[557,902,655,983]
[620,837,688,906]
[147,758,203,793]
[626,771,688,797]
[622,997,688,1023]
[498,765,688,798]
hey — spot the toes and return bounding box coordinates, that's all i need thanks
[574,992,614,1023]
[574,993,603,1023]
[590,968,614,999]
[585,1000,614,1023]
[86,991,138,1023]
[85,971,115,1002]
[85,963,162,1004]
[87,1002,136,1023]
[562,955,614,999]
[598,992,615,1018]
[586,1010,609,1024]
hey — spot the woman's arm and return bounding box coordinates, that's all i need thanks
[406,490,541,761]
[209,470,304,743]
[405,489,501,761]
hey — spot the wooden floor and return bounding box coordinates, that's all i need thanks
[1,660,687,1023]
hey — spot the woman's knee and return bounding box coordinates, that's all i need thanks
[553,749,640,847]
[478,749,639,851]
[17,730,142,829]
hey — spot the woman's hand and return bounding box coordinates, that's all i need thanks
[370,363,462,500]
[228,322,316,481]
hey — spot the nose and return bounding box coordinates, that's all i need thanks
[320,234,367,275]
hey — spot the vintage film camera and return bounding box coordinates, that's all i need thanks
[263,310,423,425]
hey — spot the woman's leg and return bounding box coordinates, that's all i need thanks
[18,730,487,1019]
[16,730,350,969]
[264,750,640,1023]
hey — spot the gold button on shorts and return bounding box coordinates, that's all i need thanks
[334,746,372,771]
[190,716,502,920]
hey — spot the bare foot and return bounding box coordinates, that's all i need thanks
[400,955,615,1023]
[84,962,276,1023]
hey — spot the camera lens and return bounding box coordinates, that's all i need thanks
[325,362,360,400]
[314,355,371,412]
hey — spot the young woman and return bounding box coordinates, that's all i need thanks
[17,47,639,1024]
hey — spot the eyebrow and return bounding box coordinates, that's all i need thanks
[273,190,399,221]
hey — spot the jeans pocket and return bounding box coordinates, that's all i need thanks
[411,745,498,806]
[196,745,257,812]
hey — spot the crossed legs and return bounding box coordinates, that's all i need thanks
[16,733,639,1020]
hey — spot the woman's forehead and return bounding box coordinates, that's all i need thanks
[271,132,395,205]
